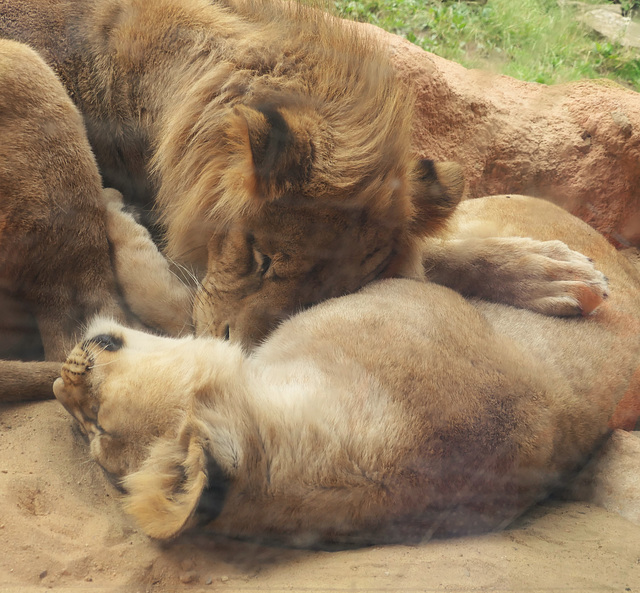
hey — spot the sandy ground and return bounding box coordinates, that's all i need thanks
[1,399,639,593]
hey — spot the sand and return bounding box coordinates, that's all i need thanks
[1,399,639,593]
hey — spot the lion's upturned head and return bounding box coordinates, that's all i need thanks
[53,318,238,538]
[150,2,465,347]
[52,318,212,479]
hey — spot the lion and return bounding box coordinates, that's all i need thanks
[0,39,129,401]
[0,40,610,406]
[53,194,640,545]
[0,0,609,360]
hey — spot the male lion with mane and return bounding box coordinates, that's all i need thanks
[54,194,640,545]
[0,0,610,401]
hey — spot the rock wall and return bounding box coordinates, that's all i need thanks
[372,26,640,247]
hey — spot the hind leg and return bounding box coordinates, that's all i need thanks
[423,194,620,317]
[0,40,125,399]
[424,235,609,317]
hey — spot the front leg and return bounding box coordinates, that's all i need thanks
[423,237,609,316]
[103,189,194,336]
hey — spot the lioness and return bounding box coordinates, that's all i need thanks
[0,0,608,356]
[54,195,640,545]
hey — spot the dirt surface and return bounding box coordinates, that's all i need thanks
[1,400,639,593]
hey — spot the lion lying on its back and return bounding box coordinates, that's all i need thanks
[54,195,640,544]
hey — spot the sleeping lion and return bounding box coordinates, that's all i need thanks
[54,195,640,545]
[0,2,610,401]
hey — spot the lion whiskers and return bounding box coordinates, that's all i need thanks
[165,255,201,288]
[192,283,223,338]
[87,358,120,371]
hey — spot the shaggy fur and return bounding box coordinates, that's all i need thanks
[54,195,640,545]
[1,0,469,347]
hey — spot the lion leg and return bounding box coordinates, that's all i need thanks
[0,40,126,400]
[103,189,194,336]
[423,235,609,316]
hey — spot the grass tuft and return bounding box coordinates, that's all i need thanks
[334,0,640,90]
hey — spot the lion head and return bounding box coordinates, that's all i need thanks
[52,318,206,479]
[53,317,234,537]
[188,157,463,346]
[143,1,465,347]
[159,107,464,346]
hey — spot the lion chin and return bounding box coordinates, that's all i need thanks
[54,195,640,546]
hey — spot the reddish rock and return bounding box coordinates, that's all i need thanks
[367,25,640,247]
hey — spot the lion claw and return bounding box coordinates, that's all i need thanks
[514,239,609,317]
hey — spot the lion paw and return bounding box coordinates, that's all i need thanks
[509,239,608,317]
[428,236,609,317]
[102,187,194,336]
[59,351,91,387]
[102,187,125,208]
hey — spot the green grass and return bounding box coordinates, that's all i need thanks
[333,0,640,90]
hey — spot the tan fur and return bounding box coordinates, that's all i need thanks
[0,40,126,401]
[1,0,609,358]
[54,195,640,545]
[102,189,194,336]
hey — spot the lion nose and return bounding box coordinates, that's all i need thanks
[88,334,123,352]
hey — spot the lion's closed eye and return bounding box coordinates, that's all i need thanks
[253,248,272,278]
[87,333,124,353]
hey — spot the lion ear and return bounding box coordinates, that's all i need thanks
[226,103,313,203]
[411,160,465,237]
[121,419,208,539]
